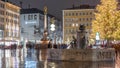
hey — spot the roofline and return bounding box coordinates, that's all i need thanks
[5,2,21,9]
[63,9,95,11]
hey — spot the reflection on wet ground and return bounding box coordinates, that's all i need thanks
[0,48,119,68]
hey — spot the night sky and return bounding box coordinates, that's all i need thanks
[9,0,100,20]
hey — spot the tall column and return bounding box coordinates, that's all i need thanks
[44,6,47,32]
[44,14,47,31]
[41,6,48,41]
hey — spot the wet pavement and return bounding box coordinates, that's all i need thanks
[0,48,119,68]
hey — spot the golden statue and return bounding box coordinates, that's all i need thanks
[44,6,47,15]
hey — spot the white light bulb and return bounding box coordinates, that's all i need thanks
[50,27,55,31]
[50,24,55,28]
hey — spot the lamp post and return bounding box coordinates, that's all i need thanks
[50,17,55,48]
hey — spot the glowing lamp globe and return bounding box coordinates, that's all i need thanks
[50,27,55,31]
[50,24,55,28]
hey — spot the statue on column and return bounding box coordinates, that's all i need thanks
[40,6,49,44]
[44,6,47,15]
[42,6,48,41]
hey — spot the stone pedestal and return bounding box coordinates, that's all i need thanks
[39,38,49,61]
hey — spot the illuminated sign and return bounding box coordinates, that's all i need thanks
[25,21,36,24]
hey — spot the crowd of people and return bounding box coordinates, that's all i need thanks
[0,44,19,49]
[0,41,120,51]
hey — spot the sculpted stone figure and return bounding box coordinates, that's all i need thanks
[44,6,47,14]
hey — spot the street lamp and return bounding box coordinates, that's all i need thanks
[50,24,55,31]
[50,17,55,31]
[50,17,56,48]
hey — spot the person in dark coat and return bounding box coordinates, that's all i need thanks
[48,39,52,48]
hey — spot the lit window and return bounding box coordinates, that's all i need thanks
[72,24,75,27]
[76,24,78,27]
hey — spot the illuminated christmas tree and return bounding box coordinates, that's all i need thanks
[91,0,120,41]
